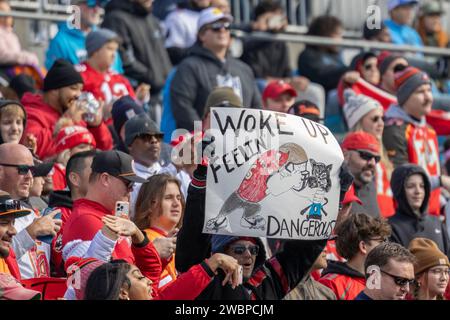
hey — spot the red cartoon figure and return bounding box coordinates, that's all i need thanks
[206,143,309,232]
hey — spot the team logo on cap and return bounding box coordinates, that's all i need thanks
[212,8,222,15]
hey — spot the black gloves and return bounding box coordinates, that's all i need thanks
[339,163,354,203]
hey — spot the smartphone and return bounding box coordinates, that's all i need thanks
[36,207,61,245]
[115,201,130,218]
[237,265,243,285]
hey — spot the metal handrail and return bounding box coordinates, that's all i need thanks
[0,10,69,22]
[232,29,450,57]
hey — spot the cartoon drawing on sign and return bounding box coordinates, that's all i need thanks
[299,159,333,221]
[205,143,309,232]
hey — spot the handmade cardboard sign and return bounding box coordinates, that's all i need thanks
[203,107,344,240]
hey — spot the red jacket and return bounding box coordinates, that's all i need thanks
[62,198,134,264]
[52,163,67,191]
[21,93,113,160]
[5,249,22,281]
[79,62,135,104]
[319,261,366,300]
[130,235,214,299]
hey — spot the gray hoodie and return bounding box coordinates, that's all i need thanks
[170,43,262,131]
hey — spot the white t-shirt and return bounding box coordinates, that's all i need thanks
[163,9,200,49]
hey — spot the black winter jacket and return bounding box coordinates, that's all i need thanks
[102,0,172,94]
[176,165,327,300]
[297,46,349,92]
[388,164,450,257]
[170,44,262,131]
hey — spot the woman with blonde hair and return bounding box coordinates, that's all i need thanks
[408,237,450,300]
[343,91,395,218]
[134,173,185,288]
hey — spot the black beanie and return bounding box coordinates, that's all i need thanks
[43,59,84,92]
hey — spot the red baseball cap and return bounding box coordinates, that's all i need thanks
[341,131,380,155]
[342,184,362,205]
[262,80,297,101]
[0,273,41,300]
[55,125,96,153]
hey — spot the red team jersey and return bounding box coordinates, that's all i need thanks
[375,162,395,218]
[78,63,136,104]
[237,150,289,203]
[405,123,441,216]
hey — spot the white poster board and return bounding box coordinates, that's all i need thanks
[203,107,344,240]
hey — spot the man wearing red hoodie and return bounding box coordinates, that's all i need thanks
[62,150,146,265]
[21,59,113,160]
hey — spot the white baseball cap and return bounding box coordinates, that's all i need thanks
[197,7,233,32]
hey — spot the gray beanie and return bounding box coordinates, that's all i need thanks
[343,90,383,130]
[395,66,431,106]
[86,28,120,57]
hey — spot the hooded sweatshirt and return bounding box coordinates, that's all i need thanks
[388,164,450,257]
[170,43,262,130]
[102,0,172,94]
[21,93,113,159]
[0,100,27,145]
[319,260,366,300]
[383,104,441,216]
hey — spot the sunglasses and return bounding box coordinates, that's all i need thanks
[381,270,416,287]
[229,244,259,256]
[208,21,231,32]
[357,151,381,163]
[136,133,164,142]
[370,115,384,123]
[0,199,21,213]
[0,163,35,175]
[114,176,135,192]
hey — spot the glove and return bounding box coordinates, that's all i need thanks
[339,163,354,203]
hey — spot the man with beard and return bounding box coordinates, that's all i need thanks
[342,131,382,218]
[383,66,450,216]
[21,59,113,160]
[124,114,191,219]
[0,191,32,279]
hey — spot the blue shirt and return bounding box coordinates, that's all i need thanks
[384,19,423,47]
[45,23,124,74]
[354,290,373,300]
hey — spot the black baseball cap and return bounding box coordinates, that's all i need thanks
[0,193,32,219]
[32,159,54,178]
[91,150,147,183]
[124,114,164,147]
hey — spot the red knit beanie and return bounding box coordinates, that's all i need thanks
[55,125,96,153]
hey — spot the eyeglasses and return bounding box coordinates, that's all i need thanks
[428,268,450,277]
[380,270,416,287]
[229,244,259,256]
[0,199,21,213]
[363,63,377,71]
[208,21,231,32]
[136,133,164,143]
[357,151,381,163]
[0,163,35,175]
[114,176,134,192]
[370,116,384,123]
